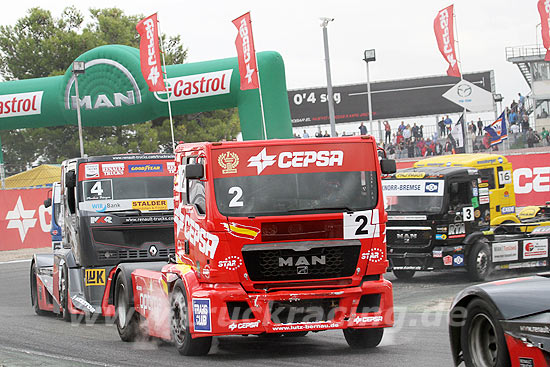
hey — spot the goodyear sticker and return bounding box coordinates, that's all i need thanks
[85,268,106,286]
[396,172,425,179]
[132,200,168,211]
[128,164,163,173]
[435,234,447,240]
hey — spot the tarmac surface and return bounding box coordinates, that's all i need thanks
[0,256,542,367]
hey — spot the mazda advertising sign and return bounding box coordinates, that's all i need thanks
[288,71,494,127]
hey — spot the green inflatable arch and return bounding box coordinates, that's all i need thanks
[0,44,293,141]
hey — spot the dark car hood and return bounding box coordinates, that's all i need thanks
[453,272,550,320]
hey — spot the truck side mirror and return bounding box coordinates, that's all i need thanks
[44,198,52,208]
[450,182,459,194]
[185,163,204,180]
[65,171,76,188]
[380,159,396,174]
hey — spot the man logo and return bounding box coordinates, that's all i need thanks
[64,59,142,111]
[425,182,439,193]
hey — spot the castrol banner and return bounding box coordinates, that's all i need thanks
[232,12,259,90]
[434,5,461,78]
[396,152,550,207]
[136,13,166,92]
[0,91,43,119]
[538,0,550,61]
[0,189,51,251]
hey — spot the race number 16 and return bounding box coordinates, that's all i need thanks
[344,209,380,239]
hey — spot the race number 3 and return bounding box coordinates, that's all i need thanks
[344,209,380,239]
[463,207,474,222]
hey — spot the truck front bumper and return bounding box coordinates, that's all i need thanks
[188,278,394,337]
[388,245,466,271]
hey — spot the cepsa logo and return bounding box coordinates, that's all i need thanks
[142,17,161,86]
[238,18,255,83]
[0,91,44,119]
[514,167,550,194]
[182,214,219,259]
[437,8,457,69]
[247,148,343,175]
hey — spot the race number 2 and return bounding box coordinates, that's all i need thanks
[344,209,380,239]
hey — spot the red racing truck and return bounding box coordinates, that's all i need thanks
[111,136,395,355]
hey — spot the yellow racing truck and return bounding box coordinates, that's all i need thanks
[414,154,518,226]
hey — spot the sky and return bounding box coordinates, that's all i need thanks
[0,1,541,116]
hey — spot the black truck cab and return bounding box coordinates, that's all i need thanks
[383,166,491,280]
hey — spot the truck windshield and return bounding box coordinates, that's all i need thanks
[383,179,444,214]
[214,171,378,217]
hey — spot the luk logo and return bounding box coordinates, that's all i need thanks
[5,196,37,242]
[64,59,142,111]
[247,148,344,175]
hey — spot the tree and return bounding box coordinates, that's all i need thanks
[0,7,237,175]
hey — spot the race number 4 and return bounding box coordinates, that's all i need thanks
[463,207,474,222]
[344,209,380,239]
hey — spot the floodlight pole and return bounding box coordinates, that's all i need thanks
[320,17,337,137]
[73,61,86,157]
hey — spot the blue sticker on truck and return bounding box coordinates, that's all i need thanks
[453,254,465,267]
[192,298,211,332]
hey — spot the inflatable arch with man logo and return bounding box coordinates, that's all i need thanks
[0,44,293,141]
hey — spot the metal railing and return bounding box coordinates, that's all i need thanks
[505,45,547,60]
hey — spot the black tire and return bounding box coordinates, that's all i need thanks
[170,280,212,356]
[461,299,511,367]
[115,275,140,342]
[467,239,491,281]
[343,327,384,349]
[60,264,71,322]
[393,269,416,280]
[30,263,47,316]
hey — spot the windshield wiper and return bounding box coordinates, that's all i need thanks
[287,206,355,213]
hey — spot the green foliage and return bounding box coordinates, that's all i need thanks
[0,7,237,175]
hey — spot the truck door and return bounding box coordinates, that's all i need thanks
[495,164,515,215]
[448,180,477,238]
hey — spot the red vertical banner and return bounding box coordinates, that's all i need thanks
[136,13,166,92]
[434,5,461,78]
[538,0,550,61]
[232,12,259,90]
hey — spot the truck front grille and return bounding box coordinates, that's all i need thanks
[242,240,360,281]
[386,228,432,250]
[98,248,175,260]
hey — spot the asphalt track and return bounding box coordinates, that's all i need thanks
[0,260,541,367]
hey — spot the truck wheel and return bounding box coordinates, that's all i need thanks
[30,262,47,316]
[393,269,415,280]
[60,264,71,322]
[170,280,212,356]
[115,275,140,342]
[343,327,383,349]
[467,239,491,281]
[461,298,511,367]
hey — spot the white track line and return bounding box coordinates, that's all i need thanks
[0,259,31,265]
[0,344,119,367]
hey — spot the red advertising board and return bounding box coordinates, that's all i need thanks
[0,188,51,251]
[396,152,550,207]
